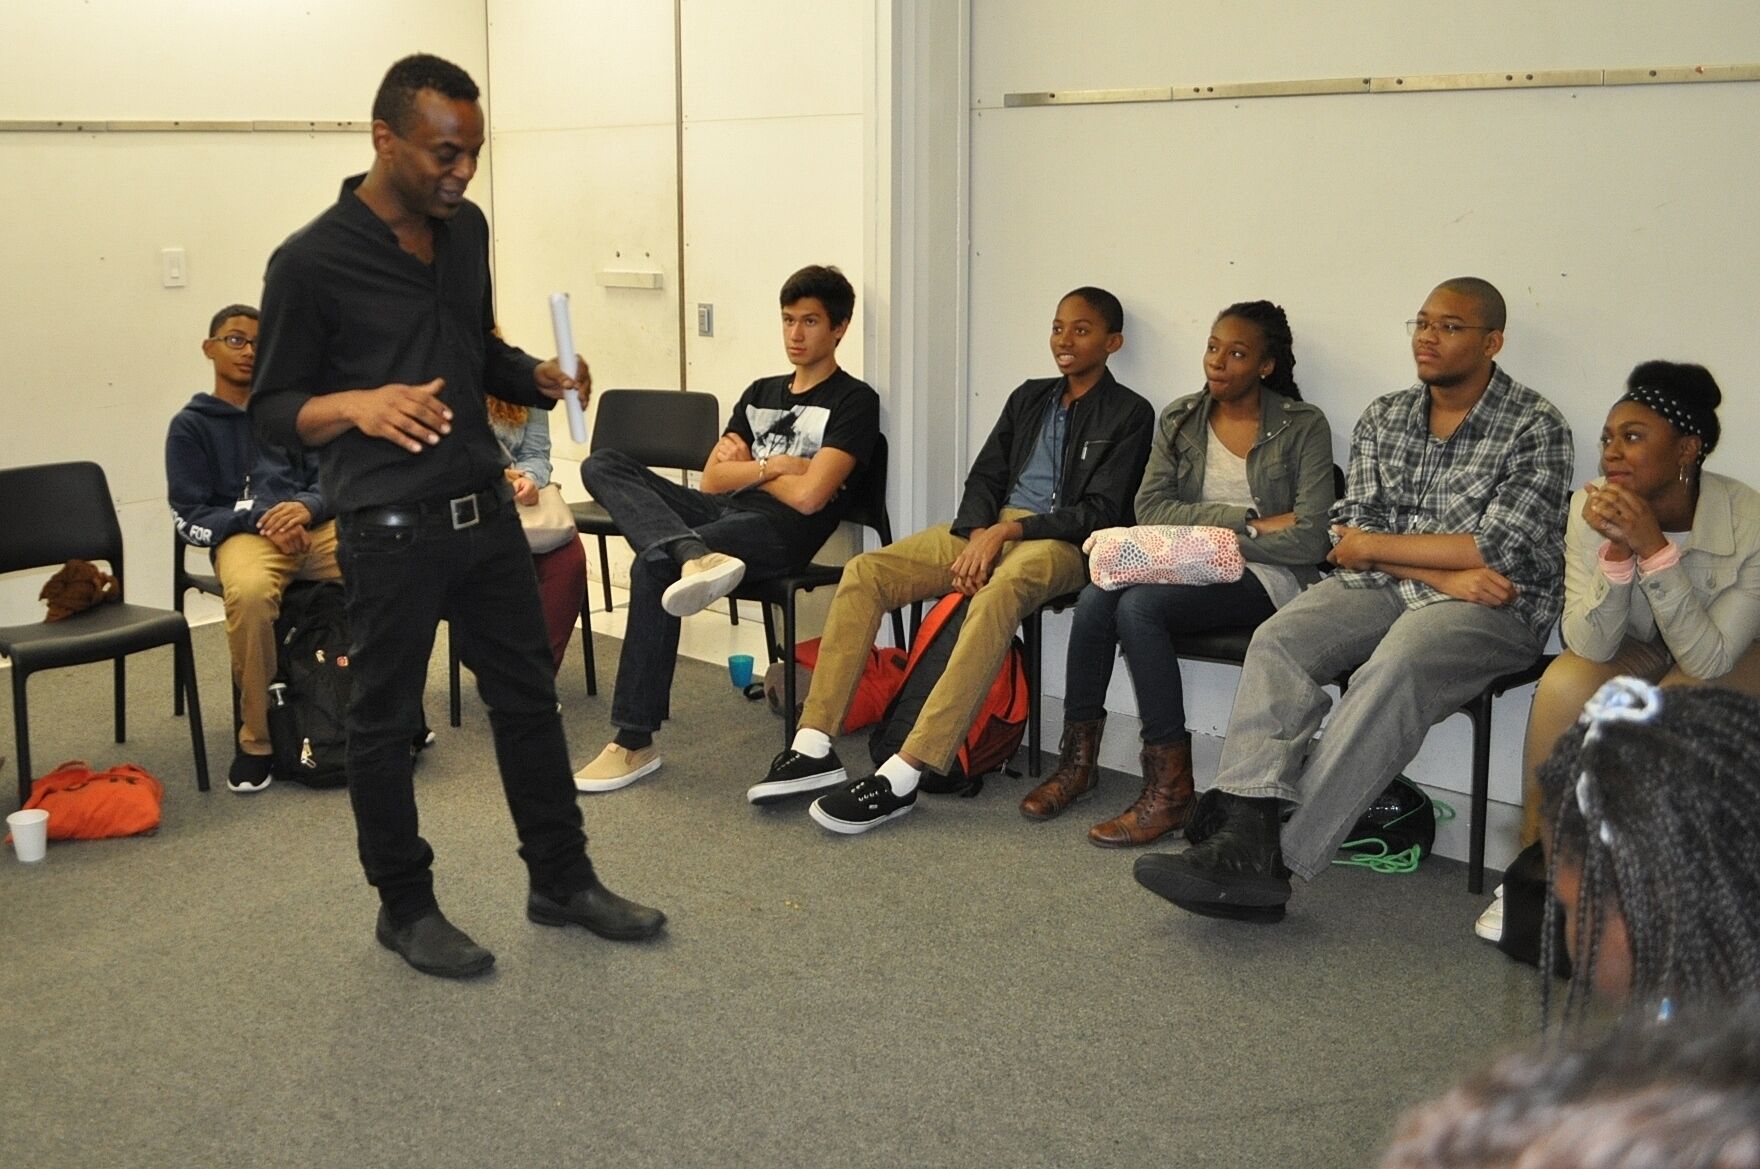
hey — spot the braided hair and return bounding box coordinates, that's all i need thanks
[1378,995,1760,1169]
[1215,300,1301,400]
[1536,679,1760,1030]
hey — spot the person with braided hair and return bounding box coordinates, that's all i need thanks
[1021,301,1335,847]
[1534,678,1760,1024]
[1377,994,1760,1169]
[1477,360,1760,946]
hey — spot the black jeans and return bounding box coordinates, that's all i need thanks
[582,449,803,733]
[1062,575,1275,744]
[336,491,594,924]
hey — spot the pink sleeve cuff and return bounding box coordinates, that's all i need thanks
[1638,539,1682,577]
[1598,542,1636,583]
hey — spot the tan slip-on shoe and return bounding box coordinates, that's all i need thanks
[575,742,663,793]
[660,552,746,617]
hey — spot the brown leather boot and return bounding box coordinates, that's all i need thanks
[1088,739,1195,847]
[1019,716,1105,820]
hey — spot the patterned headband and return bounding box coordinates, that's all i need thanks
[1621,384,1714,445]
[1573,676,1665,847]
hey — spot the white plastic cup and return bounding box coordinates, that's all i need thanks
[7,809,49,863]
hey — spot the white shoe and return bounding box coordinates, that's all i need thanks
[574,743,663,793]
[1473,884,1505,943]
[661,553,746,617]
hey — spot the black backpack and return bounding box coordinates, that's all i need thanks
[267,581,352,789]
[1333,775,1438,872]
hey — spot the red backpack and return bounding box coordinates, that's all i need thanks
[867,592,1029,796]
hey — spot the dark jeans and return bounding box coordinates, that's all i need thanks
[582,449,802,733]
[1062,575,1275,745]
[336,494,595,925]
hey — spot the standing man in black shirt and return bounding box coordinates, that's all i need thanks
[252,53,664,979]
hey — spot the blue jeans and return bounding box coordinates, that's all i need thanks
[582,449,803,733]
[336,494,595,924]
[1063,576,1274,745]
[1212,577,1541,879]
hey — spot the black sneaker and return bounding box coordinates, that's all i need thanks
[1134,792,1291,920]
[746,748,848,805]
[410,725,436,760]
[227,751,274,794]
[809,775,917,834]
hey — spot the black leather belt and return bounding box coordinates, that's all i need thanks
[348,481,513,531]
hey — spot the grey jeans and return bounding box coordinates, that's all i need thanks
[1212,577,1542,880]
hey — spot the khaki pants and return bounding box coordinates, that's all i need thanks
[213,520,344,756]
[1519,636,1760,844]
[799,511,1087,774]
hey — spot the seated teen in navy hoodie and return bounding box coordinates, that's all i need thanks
[166,303,342,793]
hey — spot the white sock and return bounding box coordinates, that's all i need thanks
[877,754,922,797]
[791,728,833,759]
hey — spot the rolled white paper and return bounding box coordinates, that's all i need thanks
[548,291,588,443]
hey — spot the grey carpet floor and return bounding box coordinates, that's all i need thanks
[0,623,1539,1169]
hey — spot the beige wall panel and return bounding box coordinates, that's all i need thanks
[0,131,390,622]
[0,1,490,120]
[679,0,865,122]
[487,0,676,129]
[680,116,865,424]
[489,124,683,466]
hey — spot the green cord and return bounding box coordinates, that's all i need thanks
[1328,789,1454,873]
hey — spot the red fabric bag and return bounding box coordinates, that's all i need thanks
[766,639,908,734]
[22,760,164,840]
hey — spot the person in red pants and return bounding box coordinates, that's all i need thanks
[487,395,589,673]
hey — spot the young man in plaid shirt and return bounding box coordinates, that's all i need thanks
[1134,277,1573,922]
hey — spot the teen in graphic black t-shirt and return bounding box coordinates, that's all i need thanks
[577,265,879,791]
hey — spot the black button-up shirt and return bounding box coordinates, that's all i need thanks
[251,174,551,512]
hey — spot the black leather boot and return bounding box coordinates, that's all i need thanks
[1133,791,1291,922]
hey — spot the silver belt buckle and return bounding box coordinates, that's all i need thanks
[449,492,481,529]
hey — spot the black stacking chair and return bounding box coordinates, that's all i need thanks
[0,462,210,806]
[573,389,722,613]
[170,529,240,729]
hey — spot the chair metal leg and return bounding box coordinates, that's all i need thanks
[448,635,463,728]
[176,634,212,792]
[782,593,800,745]
[173,594,187,716]
[114,656,127,743]
[579,581,597,697]
[595,536,614,613]
[759,601,780,663]
[1467,691,1494,894]
[12,670,32,807]
[1024,609,1043,777]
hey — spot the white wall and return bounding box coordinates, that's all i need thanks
[967,0,1760,865]
[0,1,491,623]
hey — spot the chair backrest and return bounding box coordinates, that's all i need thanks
[0,462,125,581]
[839,433,895,546]
[589,389,722,472]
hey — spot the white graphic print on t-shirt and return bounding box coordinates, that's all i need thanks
[746,404,832,461]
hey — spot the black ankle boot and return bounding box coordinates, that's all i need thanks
[1133,792,1291,921]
